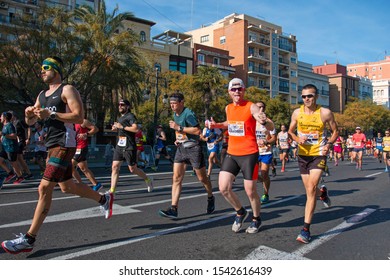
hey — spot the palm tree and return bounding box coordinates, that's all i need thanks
[193,66,226,120]
[72,0,145,134]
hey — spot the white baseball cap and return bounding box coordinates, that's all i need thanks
[228,78,245,90]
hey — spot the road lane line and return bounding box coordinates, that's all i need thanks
[245,208,376,260]
[50,195,302,259]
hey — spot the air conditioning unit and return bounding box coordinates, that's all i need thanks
[0,2,9,9]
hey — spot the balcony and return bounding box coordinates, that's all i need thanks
[248,65,270,76]
[248,53,270,62]
[279,86,290,93]
[248,37,270,47]
[278,57,289,65]
[197,61,236,72]
[279,71,289,79]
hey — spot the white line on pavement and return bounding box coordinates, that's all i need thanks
[50,195,303,260]
[245,208,376,260]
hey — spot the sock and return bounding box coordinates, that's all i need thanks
[303,223,311,231]
[25,232,36,244]
[237,207,246,216]
[252,216,261,222]
[99,195,106,205]
[171,205,178,211]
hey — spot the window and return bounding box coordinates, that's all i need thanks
[290,70,297,77]
[290,56,297,64]
[140,31,146,42]
[291,82,297,91]
[220,36,226,44]
[213,57,220,65]
[197,54,205,63]
[248,47,254,56]
[200,35,209,43]
[372,67,376,71]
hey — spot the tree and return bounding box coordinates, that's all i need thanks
[193,66,227,120]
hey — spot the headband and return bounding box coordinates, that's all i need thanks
[43,58,63,77]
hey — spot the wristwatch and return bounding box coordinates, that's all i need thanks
[50,111,57,120]
[178,126,184,132]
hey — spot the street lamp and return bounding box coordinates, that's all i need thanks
[143,67,169,145]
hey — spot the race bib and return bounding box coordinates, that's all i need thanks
[300,131,319,145]
[118,136,127,147]
[207,142,215,150]
[175,131,189,142]
[228,121,245,136]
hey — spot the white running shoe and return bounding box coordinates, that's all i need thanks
[1,233,34,254]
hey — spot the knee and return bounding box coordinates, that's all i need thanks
[219,185,230,196]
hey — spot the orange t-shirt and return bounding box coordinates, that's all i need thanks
[226,101,258,156]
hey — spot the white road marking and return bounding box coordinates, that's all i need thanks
[50,195,302,260]
[245,208,376,260]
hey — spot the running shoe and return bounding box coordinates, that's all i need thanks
[145,176,154,193]
[0,177,4,190]
[4,173,16,183]
[92,182,103,192]
[245,219,262,234]
[281,168,285,173]
[151,166,158,171]
[260,194,269,204]
[13,177,25,185]
[24,173,34,180]
[101,192,113,219]
[1,233,34,254]
[296,229,311,244]
[158,207,178,219]
[207,196,215,214]
[232,209,249,233]
[319,185,331,208]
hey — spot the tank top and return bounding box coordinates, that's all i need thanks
[278,131,290,149]
[38,84,76,148]
[383,137,390,152]
[226,101,258,156]
[75,124,89,149]
[297,105,326,156]
[256,122,272,155]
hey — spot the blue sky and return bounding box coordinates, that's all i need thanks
[106,0,390,66]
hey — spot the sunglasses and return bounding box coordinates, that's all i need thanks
[301,94,315,99]
[230,87,243,92]
[119,103,127,107]
[41,65,53,71]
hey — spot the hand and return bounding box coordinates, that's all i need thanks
[169,120,178,130]
[209,117,216,129]
[25,106,36,119]
[298,136,308,144]
[258,112,267,124]
[33,108,51,120]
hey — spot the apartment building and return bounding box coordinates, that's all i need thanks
[0,0,100,40]
[187,13,298,104]
[347,56,390,109]
[297,61,329,107]
[313,63,359,113]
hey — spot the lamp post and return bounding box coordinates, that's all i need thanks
[144,67,168,146]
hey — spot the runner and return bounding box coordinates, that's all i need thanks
[1,56,113,254]
[72,118,102,192]
[158,92,215,218]
[346,134,354,162]
[351,126,366,171]
[288,84,337,244]
[382,129,390,172]
[200,122,222,179]
[373,132,383,163]
[333,133,344,166]
[209,78,267,234]
[277,124,290,172]
[152,125,173,171]
[109,99,154,194]
[255,101,276,204]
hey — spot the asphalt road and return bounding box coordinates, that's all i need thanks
[0,156,389,260]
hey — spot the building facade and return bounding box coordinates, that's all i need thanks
[297,61,330,107]
[187,13,298,104]
[314,63,359,113]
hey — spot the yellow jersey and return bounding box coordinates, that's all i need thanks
[297,105,327,156]
[383,136,390,152]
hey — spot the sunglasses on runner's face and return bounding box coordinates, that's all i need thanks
[41,65,53,71]
[301,94,315,99]
[230,87,243,92]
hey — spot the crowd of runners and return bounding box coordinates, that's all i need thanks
[1,56,389,255]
